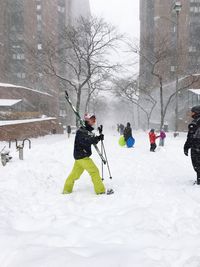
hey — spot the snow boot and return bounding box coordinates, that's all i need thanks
[107,188,114,195]
[97,189,114,195]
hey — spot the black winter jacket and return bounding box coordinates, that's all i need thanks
[73,124,99,160]
[123,126,132,141]
[184,116,200,153]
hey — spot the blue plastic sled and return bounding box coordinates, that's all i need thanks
[126,137,135,148]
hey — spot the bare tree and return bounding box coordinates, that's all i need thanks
[113,77,157,129]
[162,75,199,122]
[130,35,199,130]
[84,71,112,113]
[30,16,123,125]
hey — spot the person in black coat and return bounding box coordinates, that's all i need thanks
[184,105,200,184]
[123,122,132,142]
[73,119,100,160]
[67,125,71,138]
[119,124,125,135]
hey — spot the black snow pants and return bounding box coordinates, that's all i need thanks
[150,143,156,152]
[191,149,200,183]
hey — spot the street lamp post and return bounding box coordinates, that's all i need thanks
[174,1,182,135]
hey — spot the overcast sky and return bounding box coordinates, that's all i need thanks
[89,0,140,39]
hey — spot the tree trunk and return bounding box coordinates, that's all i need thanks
[159,77,164,130]
[76,88,81,127]
[147,116,150,129]
[85,91,91,113]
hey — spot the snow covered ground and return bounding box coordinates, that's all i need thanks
[0,130,200,267]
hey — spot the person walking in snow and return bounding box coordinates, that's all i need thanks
[149,129,160,152]
[67,125,71,138]
[62,113,106,194]
[119,123,125,135]
[117,124,120,133]
[123,122,132,142]
[159,129,166,146]
[184,105,200,185]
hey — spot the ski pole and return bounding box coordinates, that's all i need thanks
[101,138,104,180]
[98,125,104,180]
[98,125,112,180]
[101,141,112,179]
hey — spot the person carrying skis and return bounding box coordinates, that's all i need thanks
[149,129,160,152]
[184,105,200,185]
[123,122,132,141]
[62,113,106,194]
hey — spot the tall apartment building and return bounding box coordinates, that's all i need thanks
[139,0,193,88]
[0,0,90,123]
[139,0,200,129]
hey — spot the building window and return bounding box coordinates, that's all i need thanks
[171,66,175,72]
[190,6,200,13]
[58,6,65,13]
[12,44,21,49]
[60,109,66,116]
[37,14,42,21]
[37,23,42,31]
[189,46,197,52]
[12,53,25,60]
[36,4,41,10]
[15,72,26,79]
[37,43,42,50]
[190,0,200,3]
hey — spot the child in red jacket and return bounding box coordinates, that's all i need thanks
[149,129,160,152]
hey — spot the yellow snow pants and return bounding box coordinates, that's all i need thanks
[62,157,105,194]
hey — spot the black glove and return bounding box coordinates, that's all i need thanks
[98,134,104,141]
[184,149,188,156]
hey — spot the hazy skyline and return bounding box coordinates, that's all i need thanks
[89,0,140,39]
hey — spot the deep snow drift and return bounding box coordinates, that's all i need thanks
[1,130,200,267]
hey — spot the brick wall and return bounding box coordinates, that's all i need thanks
[0,119,63,141]
[0,85,56,116]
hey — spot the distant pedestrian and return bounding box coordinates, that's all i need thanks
[149,129,160,152]
[159,129,166,146]
[67,125,71,138]
[119,124,125,135]
[123,122,132,142]
[117,124,120,133]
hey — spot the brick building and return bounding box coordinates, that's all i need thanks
[0,83,56,117]
[0,82,63,140]
[0,0,91,125]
